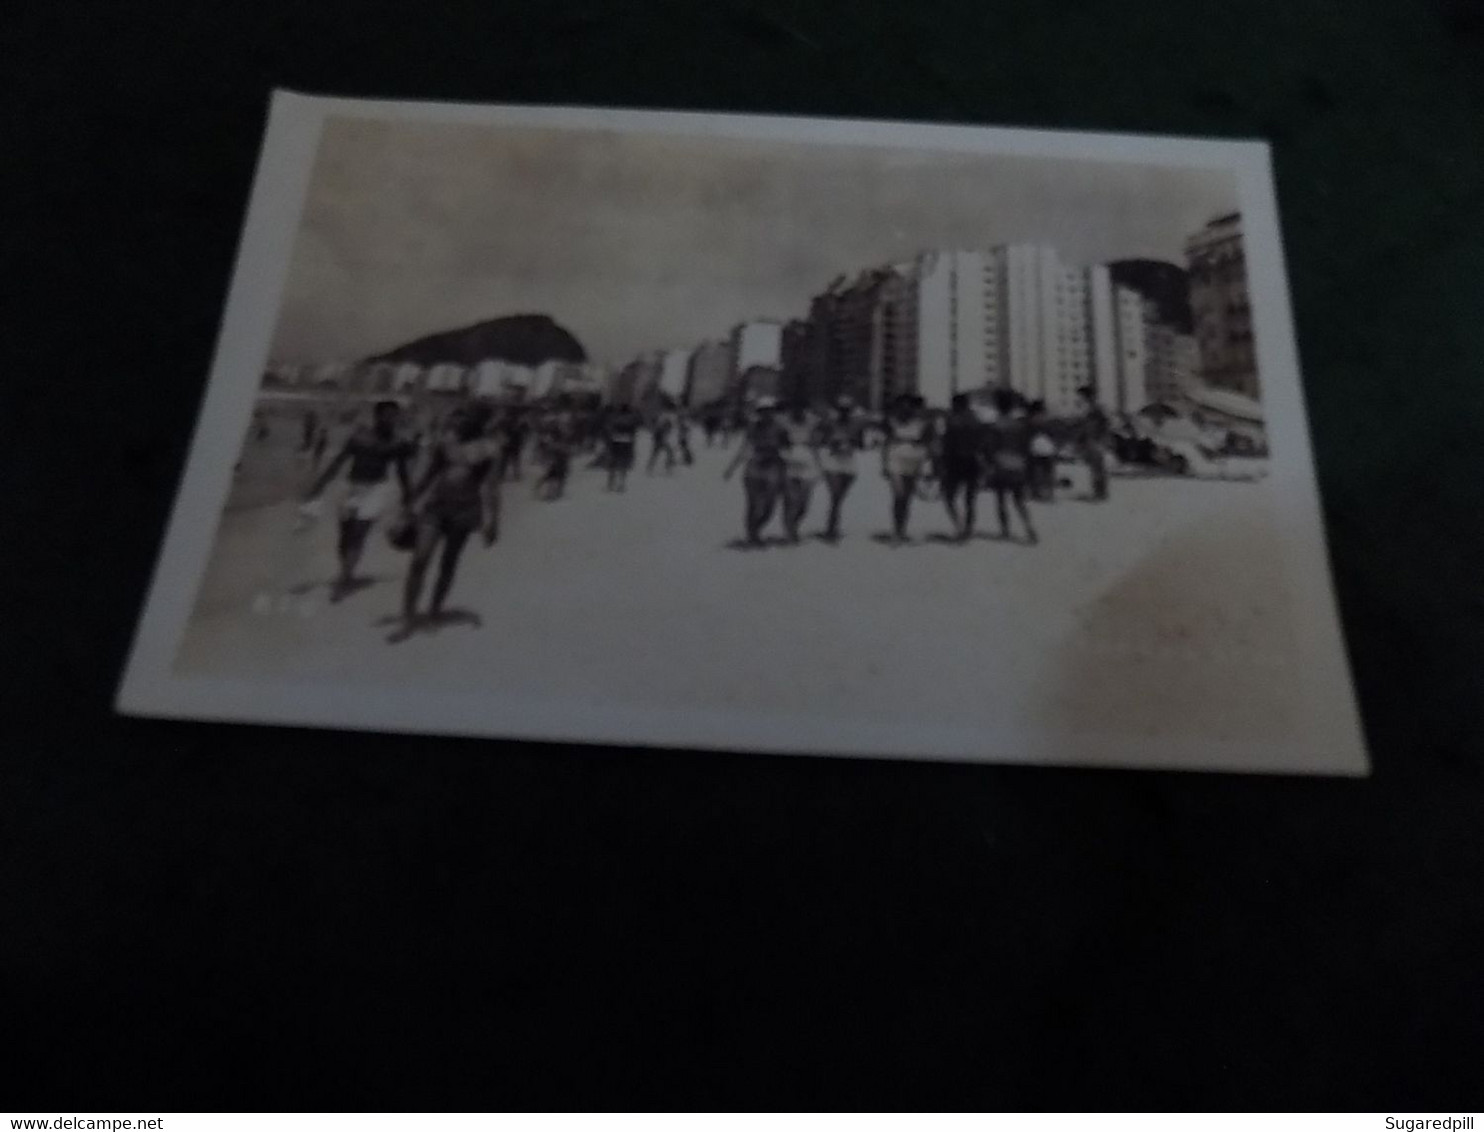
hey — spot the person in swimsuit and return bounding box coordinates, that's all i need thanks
[1076,385,1111,501]
[936,392,987,541]
[779,403,817,544]
[880,394,932,544]
[497,407,529,483]
[604,403,641,491]
[985,387,1039,544]
[1027,399,1057,502]
[393,404,500,639]
[676,411,695,466]
[723,398,788,546]
[585,405,611,468]
[302,399,414,602]
[811,397,861,541]
[646,409,677,475]
[534,401,576,501]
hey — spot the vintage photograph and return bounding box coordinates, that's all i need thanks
[118,93,1367,773]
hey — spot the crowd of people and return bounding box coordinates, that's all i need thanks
[293,385,1115,637]
[718,385,1110,548]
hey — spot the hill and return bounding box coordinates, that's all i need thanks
[368,314,587,368]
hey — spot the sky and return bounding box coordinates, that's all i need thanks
[270,115,1239,367]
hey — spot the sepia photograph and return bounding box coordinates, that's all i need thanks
[117,92,1366,774]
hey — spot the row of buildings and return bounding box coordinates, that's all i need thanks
[263,357,610,402]
[607,321,786,411]
[270,213,1257,419]
[778,247,1193,416]
[613,211,1256,417]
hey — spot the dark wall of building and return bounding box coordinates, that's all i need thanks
[1187,227,1258,398]
[1108,259,1194,333]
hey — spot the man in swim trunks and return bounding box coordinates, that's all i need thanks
[535,400,577,500]
[1076,384,1111,502]
[646,408,677,475]
[604,403,641,492]
[392,403,501,639]
[303,399,414,601]
[936,392,987,541]
[497,406,530,483]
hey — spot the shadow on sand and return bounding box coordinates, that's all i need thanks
[869,531,935,547]
[971,530,1039,547]
[723,536,803,551]
[286,574,396,600]
[378,608,484,644]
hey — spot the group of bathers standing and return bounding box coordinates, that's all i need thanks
[719,383,1113,548]
[296,382,1112,635]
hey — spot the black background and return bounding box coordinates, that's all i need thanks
[6,0,1484,1109]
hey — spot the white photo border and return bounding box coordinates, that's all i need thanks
[116,90,1368,776]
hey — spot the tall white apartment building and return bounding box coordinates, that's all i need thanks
[914,250,993,406]
[1112,287,1149,414]
[731,320,784,373]
[657,347,692,403]
[687,340,732,406]
[908,246,1151,414]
